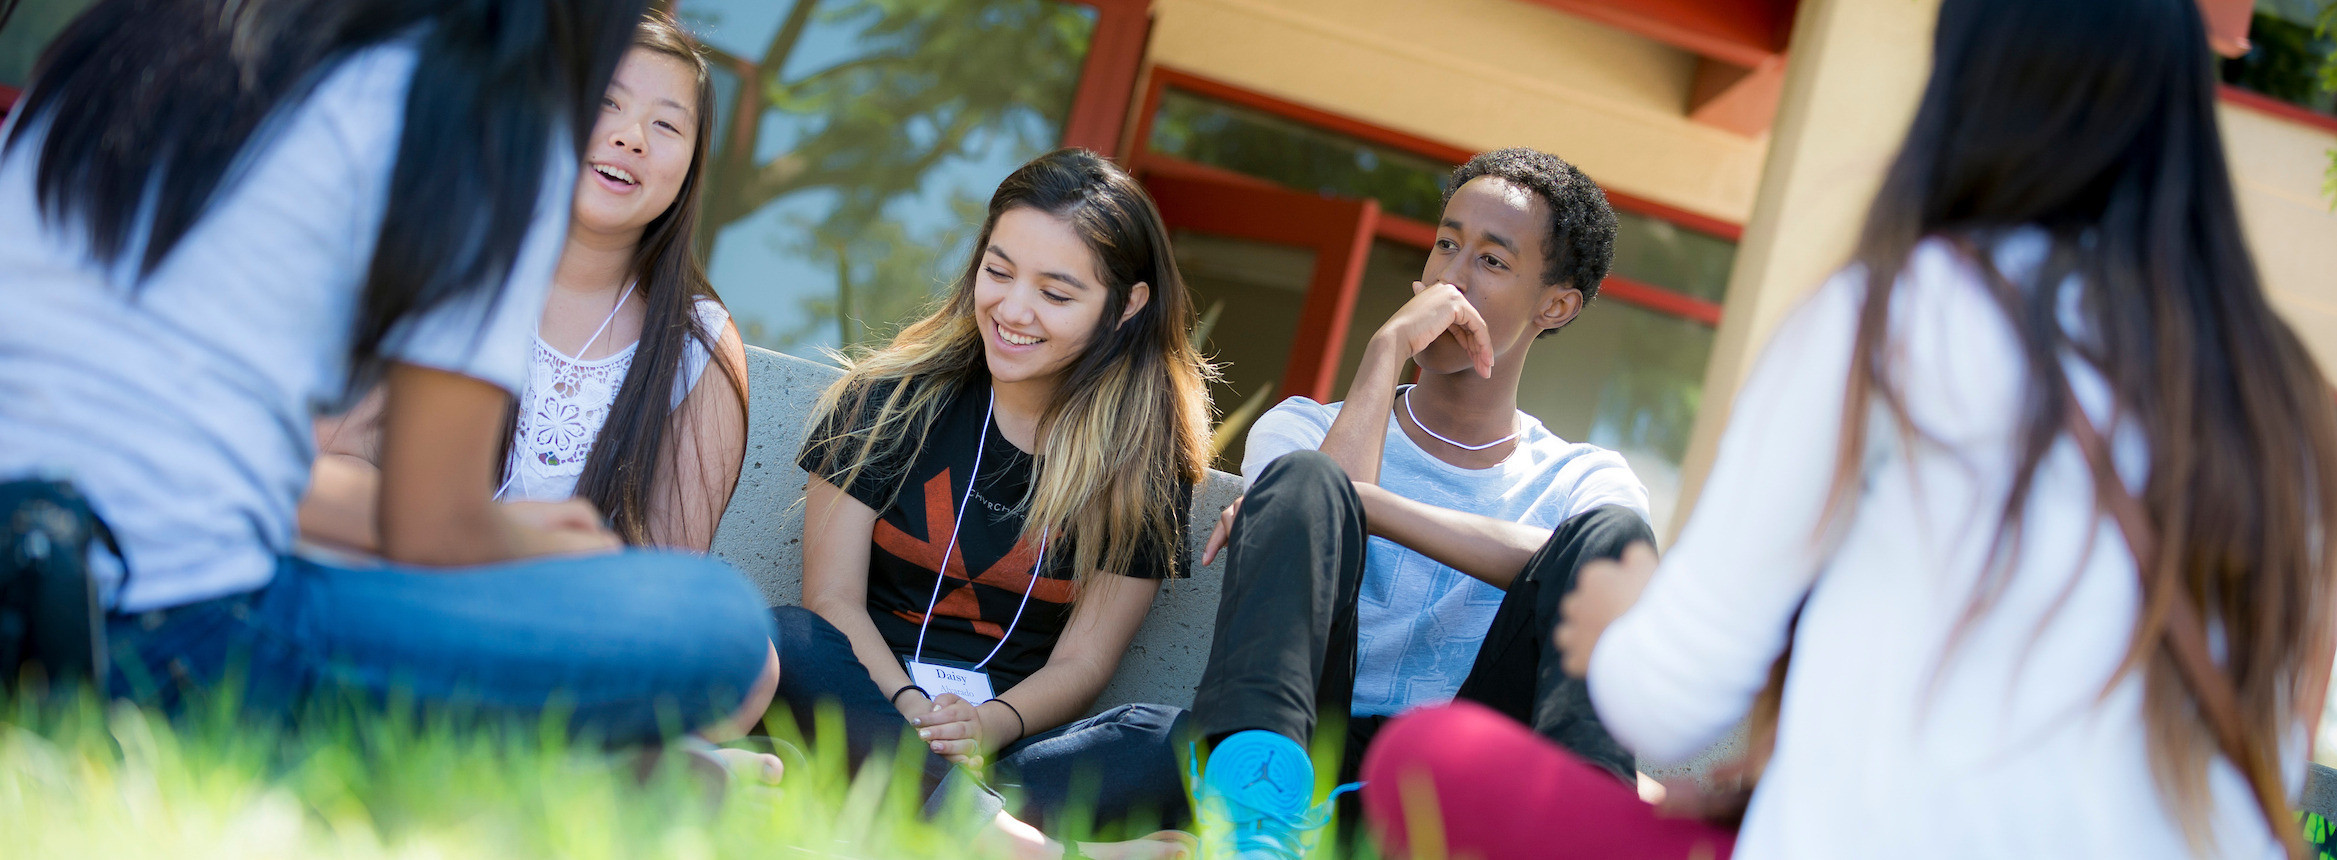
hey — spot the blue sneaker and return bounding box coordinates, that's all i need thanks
[1189,730,1359,860]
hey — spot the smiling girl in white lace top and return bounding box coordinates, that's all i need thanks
[301,16,748,553]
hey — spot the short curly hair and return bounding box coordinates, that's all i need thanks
[1442,148,1617,336]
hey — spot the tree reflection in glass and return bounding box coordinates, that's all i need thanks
[675,0,1097,355]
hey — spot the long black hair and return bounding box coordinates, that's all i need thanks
[5,0,645,385]
[1825,0,2336,851]
[560,12,741,546]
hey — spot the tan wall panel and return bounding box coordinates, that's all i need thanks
[1667,0,1941,541]
[1147,0,1768,223]
[2220,104,2337,381]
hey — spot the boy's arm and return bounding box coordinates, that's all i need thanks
[1315,282,1493,484]
[1353,482,1549,589]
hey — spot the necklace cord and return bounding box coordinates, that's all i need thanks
[494,281,638,501]
[1401,386,1521,452]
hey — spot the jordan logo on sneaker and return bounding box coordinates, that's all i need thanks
[1243,752,1277,790]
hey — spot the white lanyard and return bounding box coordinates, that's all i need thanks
[909,386,1047,672]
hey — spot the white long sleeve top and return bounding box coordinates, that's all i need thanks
[1587,234,2298,859]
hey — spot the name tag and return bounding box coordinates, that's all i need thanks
[906,659,995,705]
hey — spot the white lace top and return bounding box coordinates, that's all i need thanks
[501,296,730,502]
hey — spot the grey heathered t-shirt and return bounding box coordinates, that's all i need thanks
[0,37,573,612]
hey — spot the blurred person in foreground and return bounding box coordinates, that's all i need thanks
[0,0,777,759]
[1360,0,2337,858]
[300,11,750,556]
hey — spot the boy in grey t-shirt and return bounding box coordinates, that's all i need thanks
[1182,149,1653,854]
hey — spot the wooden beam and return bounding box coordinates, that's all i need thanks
[1062,0,1153,153]
[1521,0,1793,68]
[1687,54,1788,137]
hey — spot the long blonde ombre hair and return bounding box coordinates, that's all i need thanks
[806,149,1215,590]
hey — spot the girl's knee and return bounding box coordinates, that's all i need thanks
[1365,702,1499,781]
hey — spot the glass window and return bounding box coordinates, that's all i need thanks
[674,0,1099,357]
[1176,230,1319,471]
[1,0,100,91]
[1516,302,1712,536]
[1144,85,1730,531]
[1146,88,1453,222]
[1610,210,1734,302]
[1331,239,1432,402]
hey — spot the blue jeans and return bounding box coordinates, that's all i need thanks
[770,606,1190,829]
[106,550,775,744]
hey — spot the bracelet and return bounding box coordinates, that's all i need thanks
[983,697,1027,743]
[890,684,930,706]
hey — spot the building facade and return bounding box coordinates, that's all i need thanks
[2,0,2331,535]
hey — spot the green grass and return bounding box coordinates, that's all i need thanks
[0,688,1003,860]
[0,688,1378,860]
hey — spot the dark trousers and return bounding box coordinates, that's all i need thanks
[768,606,1191,830]
[1190,450,1649,783]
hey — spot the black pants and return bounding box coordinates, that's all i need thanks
[768,606,1191,830]
[1190,450,1649,783]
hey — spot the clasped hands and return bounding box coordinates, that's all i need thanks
[502,498,623,555]
[898,691,1013,769]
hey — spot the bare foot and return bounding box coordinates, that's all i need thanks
[973,810,1062,860]
[1076,830,1196,860]
[713,747,785,785]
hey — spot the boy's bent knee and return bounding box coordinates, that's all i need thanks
[1251,449,1347,490]
[1554,505,1654,557]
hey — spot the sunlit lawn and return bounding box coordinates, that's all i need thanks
[0,687,1378,860]
[0,687,1011,860]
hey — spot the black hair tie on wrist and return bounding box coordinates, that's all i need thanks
[986,697,1027,741]
[890,684,930,706]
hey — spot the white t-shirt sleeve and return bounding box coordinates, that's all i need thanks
[1238,396,1337,487]
[672,297,733,410]
[1586,270,1863,766]
[1560,449,1653,526]
[377,147,575,395]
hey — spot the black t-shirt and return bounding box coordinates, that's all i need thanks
[799,377,1190,689]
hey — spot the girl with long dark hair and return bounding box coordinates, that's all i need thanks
[1361,0,2337,857]
[0,0,777,748]
[783,148,1213,848]
[300,12,750,554]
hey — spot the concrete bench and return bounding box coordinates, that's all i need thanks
[709,345,1244,711]
[706,345,1741,781]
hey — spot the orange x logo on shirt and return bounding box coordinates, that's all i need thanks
[877,469,1075,638]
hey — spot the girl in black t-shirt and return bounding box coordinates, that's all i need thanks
[779,149,1212,846]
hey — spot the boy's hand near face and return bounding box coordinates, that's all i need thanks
[1372,281,1496,380]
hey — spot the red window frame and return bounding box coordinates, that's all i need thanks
[1125,67,1735,327]
[2218,84,2337,136]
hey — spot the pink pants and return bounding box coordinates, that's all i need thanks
[1358,701,1736,860]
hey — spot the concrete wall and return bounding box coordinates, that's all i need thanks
[2221,102,2337,380]
[1667,0,1942,541]
[1667,0,2337,539]
[1144,0,1770,224]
